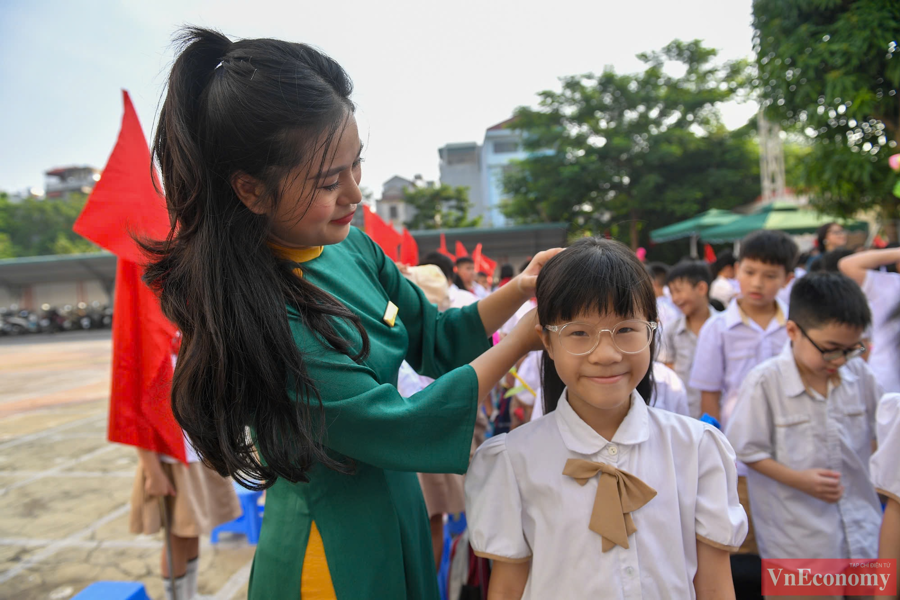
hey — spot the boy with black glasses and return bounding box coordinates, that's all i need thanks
[726,272,883,563]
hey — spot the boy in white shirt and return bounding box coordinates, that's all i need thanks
[727,272,883,561]
[839,246,900,393]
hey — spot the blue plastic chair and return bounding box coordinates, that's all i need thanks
[72,582,150,600]
[437,513,468,600]
[211,480,264,545]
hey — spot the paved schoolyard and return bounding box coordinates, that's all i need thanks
[0,331,255,599]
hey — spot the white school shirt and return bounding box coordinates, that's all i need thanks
[650,362,690,417]
[655,294,682,364]
[465,389,747,600]
[663,307,719,419]
[861,270,900,393]
[725,346,882,560]
[688,298,788,428]
[448,283,479,309]
[871,393,900,505]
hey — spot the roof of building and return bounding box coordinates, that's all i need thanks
[0,252,116,288]
[486,117,518,131]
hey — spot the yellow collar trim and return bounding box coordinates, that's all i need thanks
[269,244,324,277]
[736,300,785,328]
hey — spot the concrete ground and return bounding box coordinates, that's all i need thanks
[0,331,255,599]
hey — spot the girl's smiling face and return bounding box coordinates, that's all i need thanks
[541,310,652,432]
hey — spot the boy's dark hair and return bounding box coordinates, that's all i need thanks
[739,230,798,273]
[455,256,474,266]
[646,262,669,284]
[666,260,712,290]
[536,237,657,412]
[712,250,736,278]
[420,251,455,280]
[499,264,514,279]
[789,272,871,331]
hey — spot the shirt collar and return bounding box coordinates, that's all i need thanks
[776,343,856,399]
[674,305,718,335]
[555,388,650,455]
[269,243,324,277]
[725,297,787,330]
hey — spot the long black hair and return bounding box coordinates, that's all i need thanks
[142,28,369,489]
[536,237,657,414]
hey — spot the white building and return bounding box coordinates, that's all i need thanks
[479,118,527,228]
[44,166,100,199]
[438,142,484,221]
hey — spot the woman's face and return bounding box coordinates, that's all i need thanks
[268,115,363,248]
[824,225,847,251]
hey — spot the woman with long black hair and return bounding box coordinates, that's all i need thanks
[144,28,557,599]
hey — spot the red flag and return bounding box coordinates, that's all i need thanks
[73,90,184,461]
[399,228,419,266]
[471,243,497,277]
[704,244,717,263]
[455,240,469,258]
[362,205,402,260]
[438,233,455,260]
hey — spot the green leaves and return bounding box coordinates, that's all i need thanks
[0,191,101,258]
[401,184,483,230]
[500,40,759,253]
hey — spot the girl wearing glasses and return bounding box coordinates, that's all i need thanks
[465,238,747,599]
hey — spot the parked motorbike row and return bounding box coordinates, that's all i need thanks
[0,302,113,336]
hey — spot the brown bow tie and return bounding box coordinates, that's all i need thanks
[563,458,657,552]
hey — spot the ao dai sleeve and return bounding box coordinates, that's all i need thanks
[871,393,900,504]
[694,427,748,552]
[464,435,532,563]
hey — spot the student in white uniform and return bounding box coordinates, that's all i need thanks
[871,392,900,576]
[465,238,746,600]
[839,246,900,393]
[726,273,883,561]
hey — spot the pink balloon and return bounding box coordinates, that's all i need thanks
[889,154,900,171]
[636,247,647,261]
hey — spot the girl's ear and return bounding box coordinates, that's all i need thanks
[537,325,555,360]
[232,172,267,215]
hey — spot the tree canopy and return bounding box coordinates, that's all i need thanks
[499,40,761,250]
[402,183,482,230]
[753,0,900,236]
[0,192,101,258]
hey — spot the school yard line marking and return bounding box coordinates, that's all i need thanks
[0,414,104,452]
[0,537,161,549]
[0,470,133,478]
[213,559,254,600]
[0,503,130,585]
[0,444,118,496]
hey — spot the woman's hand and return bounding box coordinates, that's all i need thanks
[513,248,565,299]
[507,309,545,354]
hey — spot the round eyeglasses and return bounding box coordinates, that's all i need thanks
[795,323,866,363]
[543,320,658,356]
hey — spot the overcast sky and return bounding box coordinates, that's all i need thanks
[0,0,758,196]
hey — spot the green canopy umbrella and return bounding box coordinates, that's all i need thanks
[649,209,740,257]
[701,202,867,243]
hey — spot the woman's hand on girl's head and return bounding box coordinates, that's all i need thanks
[514,248,566,299]
[507,309,545,354]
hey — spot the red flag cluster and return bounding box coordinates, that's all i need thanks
[362,205,419,265]
[73,91,185,462]
[436,234,497,280]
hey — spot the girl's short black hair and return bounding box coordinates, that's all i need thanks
[420,251,454,280]
[536,237,657,413]
[789,272,871,330]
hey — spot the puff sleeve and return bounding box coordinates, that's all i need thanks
[464,435,532,563]
[694,427,748,552]
[871,393,900,504]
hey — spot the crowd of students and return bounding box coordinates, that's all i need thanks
[443,227,900,599]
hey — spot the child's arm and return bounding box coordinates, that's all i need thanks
[488,561,530,600]
[694,541,735,600]
[839,247,900,285]
[700,391,721,422]
[746,459,843,503]
[136,449,176,497]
